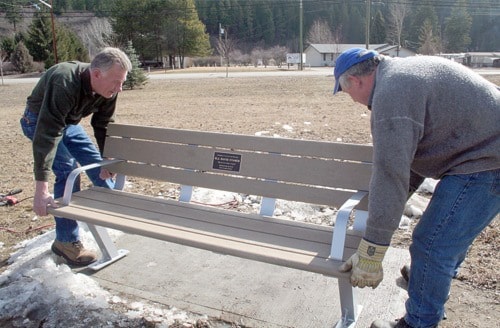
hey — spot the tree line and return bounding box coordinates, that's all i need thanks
[1,0,499,72]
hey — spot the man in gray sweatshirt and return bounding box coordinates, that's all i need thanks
[334,48,499,328]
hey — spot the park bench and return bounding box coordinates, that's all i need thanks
[48,123,373,328]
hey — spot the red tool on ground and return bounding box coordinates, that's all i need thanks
[0,188,23,206]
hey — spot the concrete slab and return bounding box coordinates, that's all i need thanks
[89,234,410,328]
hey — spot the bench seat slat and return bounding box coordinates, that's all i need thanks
[50,189,359,277]
[69,188,362,255]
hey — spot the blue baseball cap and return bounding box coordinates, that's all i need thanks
[333,48,378,94]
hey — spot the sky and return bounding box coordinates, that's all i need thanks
[0,179,437,328]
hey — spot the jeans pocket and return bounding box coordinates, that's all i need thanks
[20,110,38,140]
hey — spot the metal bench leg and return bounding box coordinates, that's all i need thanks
[260,197,276,216]
[334,278,362,328]
[179,185,193,202]
[86,223,129,271]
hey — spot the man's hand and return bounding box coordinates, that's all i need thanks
[99,168,116,180]
[34,181,57,216]
[339,238,389,289]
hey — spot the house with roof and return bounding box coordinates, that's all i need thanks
[304,43,415,67]
[437,52,500,67]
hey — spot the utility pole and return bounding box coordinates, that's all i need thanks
[39,0,58,63]
[219,23,229,77]
[299,0,303,70]
[219,23,223,68]
[224,27,229,78]
[365,0,371,50]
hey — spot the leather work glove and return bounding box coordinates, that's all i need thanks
[339,238,389,289]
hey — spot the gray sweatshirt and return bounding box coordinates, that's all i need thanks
[366,56,499,245]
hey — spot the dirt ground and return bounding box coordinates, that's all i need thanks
[0,68,498,327]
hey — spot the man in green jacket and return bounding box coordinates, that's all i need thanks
[334,48,499,328]
[21,47,132,266]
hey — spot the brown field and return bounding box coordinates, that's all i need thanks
[0,68,498,327]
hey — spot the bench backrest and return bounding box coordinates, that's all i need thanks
[103,123,373,211]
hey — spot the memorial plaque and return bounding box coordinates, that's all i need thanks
[212,152,241,172]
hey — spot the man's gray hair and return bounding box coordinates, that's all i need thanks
[91,47,132,72]
[339,55,382,90]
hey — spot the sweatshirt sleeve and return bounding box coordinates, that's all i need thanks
[365,109,424,245]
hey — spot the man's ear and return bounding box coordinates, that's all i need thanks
[91,68,102,80]
[348,75,361,88]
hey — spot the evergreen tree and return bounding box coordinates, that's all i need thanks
[25,14,89,68]
[54,25,90,64]
[0,0,23,31]
[418,19,442,55]
[177,0,212,56]
[123,40,148,90]
[10,41,34,73]
[444,0,472,52]
[1,37,16,59]
[370,10,386,44]
[407,1,440,51]
[25,15,53,62]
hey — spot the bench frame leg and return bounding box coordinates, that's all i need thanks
[86,223,129,271]
[59,163,129,271]
[330,191,367,327]
[334,278,361,328]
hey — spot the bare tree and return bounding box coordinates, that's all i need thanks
[0,49,5,85]
[215,37,237,67]
[269,45,288,67]
[250,48,265,67]
[387,1,409,52]
[332,25,344,45]
[76,18,113,57]
[216,36,237,76]
[306,19,335,44]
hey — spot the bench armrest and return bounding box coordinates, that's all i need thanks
[62,159,124,205]
[329,191,368,260]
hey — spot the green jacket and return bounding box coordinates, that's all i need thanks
[26,61,117,182]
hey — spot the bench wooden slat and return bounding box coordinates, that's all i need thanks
[106,123,373,162]
[107,162,369,210]
[104,137,372,191]
[51,189,358,277]
[71,188,362,255]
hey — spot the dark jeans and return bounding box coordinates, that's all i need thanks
[405,170,499,328]
[21,108,114,242]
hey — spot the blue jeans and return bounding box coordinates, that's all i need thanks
[405,170,499,328]
[20,108,114,242]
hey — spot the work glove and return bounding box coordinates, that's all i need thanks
[339,238,389,289]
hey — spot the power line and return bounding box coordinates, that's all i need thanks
[1,0,499,16]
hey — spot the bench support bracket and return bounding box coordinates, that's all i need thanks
[86,223,129,271]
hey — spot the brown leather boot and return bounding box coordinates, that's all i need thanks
[401,264,411,282]
[51,240,97,266]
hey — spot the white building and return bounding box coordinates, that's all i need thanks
[304,43,415,67]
